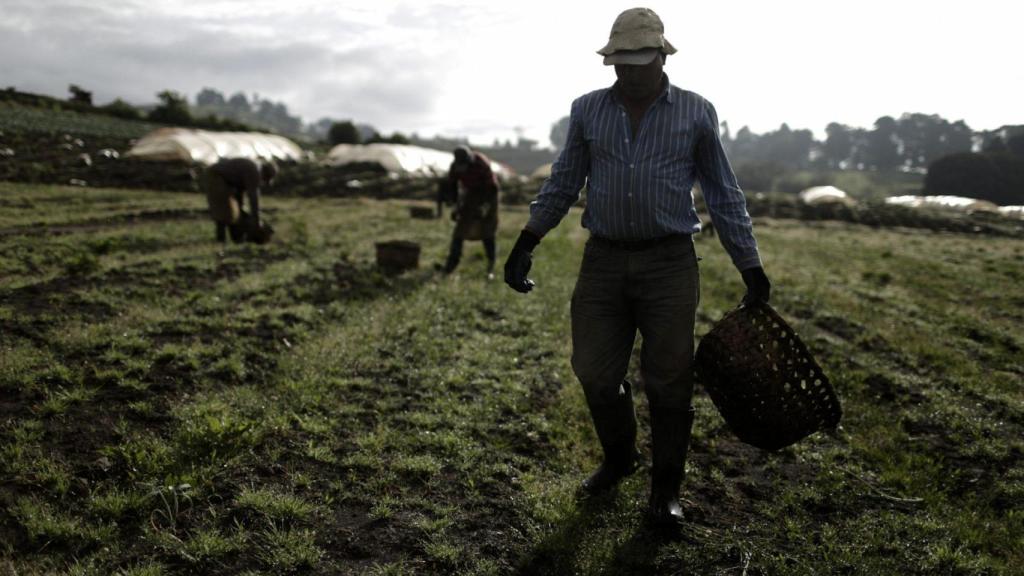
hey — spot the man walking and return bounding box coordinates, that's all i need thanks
[503,7,771,528]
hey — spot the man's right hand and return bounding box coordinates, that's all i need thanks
[741,266,771,305]
[504,229,540,293]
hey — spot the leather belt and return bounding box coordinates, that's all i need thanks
[589,233,690,251]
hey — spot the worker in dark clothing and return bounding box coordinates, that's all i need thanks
[503,8,771,529]
[437,178,457,219]
[441,146,500,278]
[201,157,276,244]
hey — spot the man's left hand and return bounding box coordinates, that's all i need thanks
[741,266,771,304]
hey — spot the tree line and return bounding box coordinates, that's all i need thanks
[722,114,1024,172]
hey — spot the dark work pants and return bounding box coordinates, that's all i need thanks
[213,189,247,244]
[215,221,245,244]
[445,236,496,272]
[571,235,700,418]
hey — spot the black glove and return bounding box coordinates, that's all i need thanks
[741,266,771,304]
[504,229,540,293]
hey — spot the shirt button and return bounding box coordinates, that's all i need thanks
[628,193,633,197]
[629,163,635,169]
[625,138,630,143]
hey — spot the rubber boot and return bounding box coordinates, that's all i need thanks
[646,405,695,528]
[579,381,641,496]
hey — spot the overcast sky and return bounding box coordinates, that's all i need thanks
[2,0,1021,147]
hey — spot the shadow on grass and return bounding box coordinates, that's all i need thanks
[513,489,693,576]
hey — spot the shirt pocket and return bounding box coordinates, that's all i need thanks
[584,122,627,164]
[646,126,694,178]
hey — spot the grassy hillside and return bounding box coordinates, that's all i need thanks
[0,182,1021,575]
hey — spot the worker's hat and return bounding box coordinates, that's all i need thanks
[597,7,676,66]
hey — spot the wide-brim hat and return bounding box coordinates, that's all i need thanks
[602,48,661,66]
[597,7,677,65]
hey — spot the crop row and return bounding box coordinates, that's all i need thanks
[0,102,158,140]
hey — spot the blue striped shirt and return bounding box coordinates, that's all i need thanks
[527,77,763,271]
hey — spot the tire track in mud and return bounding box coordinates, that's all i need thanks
[0,208,209,238]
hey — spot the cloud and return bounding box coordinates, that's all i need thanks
[0,0,451,131]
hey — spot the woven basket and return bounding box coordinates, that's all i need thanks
[409,206,436,219]
[375,240,420,275]
[695,302,841,450]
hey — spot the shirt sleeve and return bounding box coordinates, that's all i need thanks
[696,100,762,271]
[526,98,590,237]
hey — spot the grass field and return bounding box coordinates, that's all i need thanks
[1,182,1022,575]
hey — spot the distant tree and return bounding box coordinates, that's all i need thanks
[193,89,302,135]
[305,117,335,141]
[68,84,92,106]
[846,127,870,170]
[148,90,192,126]
[733,162,785,192]
[761,124,813,168]
[101,98,141,120]
[865,116,901,171]
[550,116,570,151]
[725,124,811,169]
[822,122,853,169]
[253,97,302,134]
[786,126,814,168]
[227,92,251,114]
[727,125,759,163]
[356,124,378,142]
[894,113,971,169]
[941,120,974,158]
[329,121,362,145]
[196,87,226,108]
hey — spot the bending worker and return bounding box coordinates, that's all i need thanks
[201,156,276,244]
[441,145,499,278]
[503,8,772,529]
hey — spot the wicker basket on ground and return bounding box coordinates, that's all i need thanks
[695,302,842,450]
[409,206,436,219]
[375,240,420,275]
